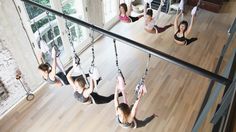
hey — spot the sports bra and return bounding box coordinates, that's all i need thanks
[116,115,134,128]
[174,32,186,42]
[119,15,131,23]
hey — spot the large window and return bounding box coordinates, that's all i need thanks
[25,0,64,56]
[103,0,118,24]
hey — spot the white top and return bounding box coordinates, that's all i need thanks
[144,13,159,30]
[144,1,163,30]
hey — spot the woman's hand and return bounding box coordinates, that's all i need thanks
[138,89,144,99]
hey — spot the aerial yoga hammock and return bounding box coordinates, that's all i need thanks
[173,0,199,46]
[144,0,173,34]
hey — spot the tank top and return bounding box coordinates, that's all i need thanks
[174,32,186,42]
[119,15,131,23]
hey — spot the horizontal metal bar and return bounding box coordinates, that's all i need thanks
[21,0,231,85]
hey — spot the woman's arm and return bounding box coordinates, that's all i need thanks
[174,13,181,33]
[130,91,143,119]
[126,1,133,16]
[152,1,163,24]
[49,47,56,80]
[185,15,195,36]
[114,83,120,114]
[144,2,148,17]
[83,78,94,98]
[66,67,77,90]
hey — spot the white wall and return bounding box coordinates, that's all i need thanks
[0,0,43,117]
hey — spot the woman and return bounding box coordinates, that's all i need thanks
[114,82,144,128]
[144,1,173,34]
[174,12,198,45]
[38,47,70,88]
[119,0,143,23]
[67,67,120,104]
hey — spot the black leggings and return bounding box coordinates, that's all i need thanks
[154,24,173,33]
[185,38,198,45]
[135,114,156,128]
[129,16,140,22]
[90,92,114,104]
[56,66,74,85]
[90,92,122,104]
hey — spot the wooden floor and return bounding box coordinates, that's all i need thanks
[1,1,236,132]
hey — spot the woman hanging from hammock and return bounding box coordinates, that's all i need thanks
[38,47,71,88]
[173,2,198,46]
[144,0,173,34]
[66,66,122,104]
[119,0,144,23]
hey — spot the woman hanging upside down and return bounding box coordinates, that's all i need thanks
[144,0,173,34]
[38,47,71,88]
[114,81,140,128]
[67,67,121,104]
[119,0,144,23]
[174,12,198,46]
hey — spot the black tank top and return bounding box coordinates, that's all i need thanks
[174,32,186,42]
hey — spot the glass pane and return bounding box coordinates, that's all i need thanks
[54,26,60,36]
[103,0,118,23]
[56,37,63,49]
[47,29,53,40]
[25,0,50,19]
[31,14,56,33]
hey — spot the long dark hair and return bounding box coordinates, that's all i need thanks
[38,63,52,73]
[119,3,128,14]
[117,103,131,123]
[178,20,188,33]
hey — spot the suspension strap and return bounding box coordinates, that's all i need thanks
[65,20,89,87]
[113,39,126,84]
[113,39,120,72]
[89,28,95,67]
[140,54,151,85]
[66,20,80,65]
